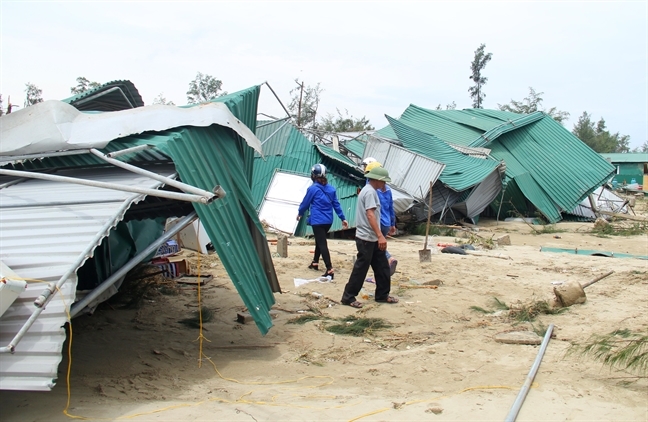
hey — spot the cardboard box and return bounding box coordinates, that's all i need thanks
[150,256,195,278]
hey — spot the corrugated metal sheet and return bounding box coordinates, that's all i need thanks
[4,85,279,336]
[341,138,366,159]
[567,186,629,220]
[0,165,175,391]
[488,116,615,213]
[61,80,144,111]
[315,144,357,167]
[363,136,445,199]
[600,153,648,164]
[252,121,362,236]
[447,143,491,159]
[470,112,545,148]
[453,169,502,220]
[386,116,500,192]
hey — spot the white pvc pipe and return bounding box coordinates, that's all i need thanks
[0,168,214,204]
[70,212,197,317]
[504,324,555,422]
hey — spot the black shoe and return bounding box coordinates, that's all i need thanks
[308,262,319,270]
[322,269,335,280]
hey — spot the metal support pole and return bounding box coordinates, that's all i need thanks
[496,183,508,225]
[70,212,198,317]
[263,82,293,120]
[89,148,217,198]
[106,144,154,158]
[504,324,555,422]
[0,168,220,204]
[260,119,291,146]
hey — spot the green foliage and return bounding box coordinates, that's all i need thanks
[498,87,570,125]
[24,82,43,107]
[469,297,510,314]
[70,76,100,94]
[632,140,648,153]
[468,43,492,108]
[436,101,457,110]
[325,315,391,336]
[569,329,648,376]
[153,93,175,105]
[288,79,322,130]
[187,72,227,104]
[288,314,327,324]
[319,108,374,133]
[509,300,566,323]
[591,223,648,236]
[572,111,630,153]
[411,223,454,237]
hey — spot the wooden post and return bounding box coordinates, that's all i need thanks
[277,235,288,258]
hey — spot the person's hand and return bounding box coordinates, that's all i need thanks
[388,226,396,236]
[378,234,387,251]
[342,220,349,229]
[296,215,301,221]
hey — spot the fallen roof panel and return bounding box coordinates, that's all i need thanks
[0,165,176,391]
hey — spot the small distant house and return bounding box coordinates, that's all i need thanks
[601,153,648,188]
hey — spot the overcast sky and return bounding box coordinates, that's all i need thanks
[1,1,646,149]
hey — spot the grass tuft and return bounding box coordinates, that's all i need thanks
[568,329,648,377]
[325,316,392,336]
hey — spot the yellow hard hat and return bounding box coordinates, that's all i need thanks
[364,161,382,174]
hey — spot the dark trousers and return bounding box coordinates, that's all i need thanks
[341,238,391,303]
[312,224,332,270]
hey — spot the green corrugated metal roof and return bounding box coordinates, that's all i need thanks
[488,116,615,216]
[387,116,500,192]
[14,85,278,335]
[252,121,362,236]
[341,138,366,158]
[377,106,524,147]
[470,112,545,147]
[61,80,144,111]
[315,144,358,167]
[600,153,648,164]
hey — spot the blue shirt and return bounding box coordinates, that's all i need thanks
[365,180,395,228]
[298,181,346,226]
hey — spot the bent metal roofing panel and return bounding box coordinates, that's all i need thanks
[0,165,175,391]
[386,116,500,192]
[485,116,615,215]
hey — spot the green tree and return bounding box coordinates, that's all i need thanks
[498,87,570,124]
[632,140,648,153]
[320,109,374,132]
[153,93,175,105]
[572,111,631,153]
[24,83,43,107]
[186,72,227,104]
[288,79,323,129]
[468,43,492,108]
[435,101,457,110]
[70,77,101,94]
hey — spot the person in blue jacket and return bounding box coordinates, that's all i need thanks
[362,159,398,276]
[297,164,348,279]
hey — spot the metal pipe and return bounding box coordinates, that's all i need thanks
[70,212,197,317]
[263,82,293,120]
[106,144,154,158]
[0,194,137,354]
[0,168,215,204]
[496,183,508,225]
[261,119,291,146]
[89,148,217,199]
[0,177,28,190]
[504,324,555,422]
[256,117,290,129]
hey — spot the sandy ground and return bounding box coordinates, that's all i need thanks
[1,201,647,422]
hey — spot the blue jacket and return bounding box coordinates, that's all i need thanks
[365,180,395,228]
[298,181,346,226]
[376,185,396,228]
